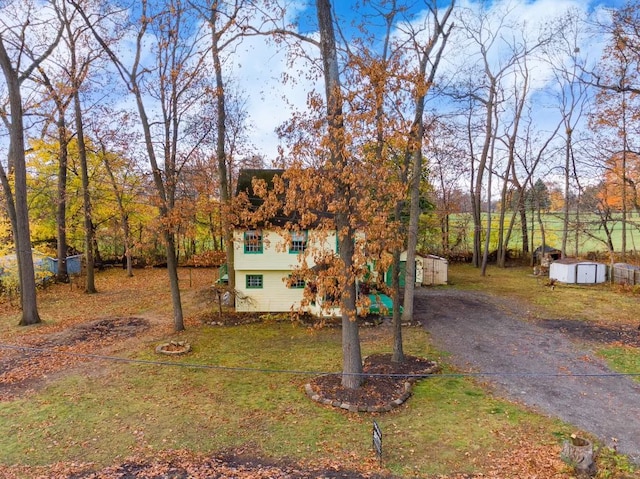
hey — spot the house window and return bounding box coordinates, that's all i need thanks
[288,276,305,289]
[289,231,307,253]
[244,230,263,253]
[246,274,263,288]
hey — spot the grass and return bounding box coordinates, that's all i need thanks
[1,266,638,477]
[0,320,568,476]
[450,263,640,325]
[453,262,640,412]
[447,212,640,256]
[598,346,640,383]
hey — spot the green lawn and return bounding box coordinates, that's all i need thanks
[1,266,638,477]
[445,212,640,257]
[0,320,570,477]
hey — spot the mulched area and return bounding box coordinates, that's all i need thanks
[308,353,441,411]
[538,318,640,347]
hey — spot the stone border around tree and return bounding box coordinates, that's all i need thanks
[155,341,192,355]
[304,380,413,413]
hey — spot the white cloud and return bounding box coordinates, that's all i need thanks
[230,34,321,163]
[230,0,612,163]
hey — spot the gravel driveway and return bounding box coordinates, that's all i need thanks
[416,287,640,464]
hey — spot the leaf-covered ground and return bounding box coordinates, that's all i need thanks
[0,268,613,478]
[0,445,572,479]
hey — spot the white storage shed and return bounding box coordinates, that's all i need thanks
[421,254,448,286]
[393,252,449,287]
[549,259,607,284]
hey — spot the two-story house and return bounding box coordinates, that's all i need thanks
[232,169,408,316]
[234,226,341,315]
[233,168,347,315]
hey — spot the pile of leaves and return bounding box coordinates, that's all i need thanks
[0,443,578,479]
[0,450,395,479]
[0,441,578,479]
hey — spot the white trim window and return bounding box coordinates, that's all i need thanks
[246,274,263,288]
[289,231,307,253]
[244,230,263,253]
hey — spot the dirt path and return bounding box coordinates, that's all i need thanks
[416,288,640,464]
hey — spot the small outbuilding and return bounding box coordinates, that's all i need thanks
[421,254,448,286]
[385,252,449,287]
[612,263,640,285]
[533,245,562,266]
[45,254,83,275]
[549,259,607,284]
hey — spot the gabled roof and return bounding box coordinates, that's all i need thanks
[235,169,285,207]
[235,168,332,228]
[235,168,302,228]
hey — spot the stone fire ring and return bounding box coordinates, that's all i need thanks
[155,341,192,355]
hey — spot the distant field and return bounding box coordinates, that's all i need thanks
[445,212,640,257]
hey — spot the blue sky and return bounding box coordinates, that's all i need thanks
[230,0,630,162]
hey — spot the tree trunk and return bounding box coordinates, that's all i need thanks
[338,226,363,389]
[73,89,96,293]
[316,0,363,389]
[481,102,497,276]
[480,151,494,276]
[102,148,134,278]
[0,39,41,326]
[165,232,184,331]
[55,112,69,283]
[496,176,509,267]
[402,3,453,321]
[209,9,235,293]
[391,246,404,363]
[519,194,529,256]
[402,147,420,323]
[537,204,546,267]
[561,129,572,259]
[473,84,495,268]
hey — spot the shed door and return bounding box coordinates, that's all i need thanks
[576,264,596,284]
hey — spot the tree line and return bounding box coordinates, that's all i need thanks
[1,0,639,389]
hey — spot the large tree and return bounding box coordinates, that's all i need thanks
[74,0,210,331]
[314,0,363,389]
[451,3,556,271]
[190,0,260,293]
[0,0,62,325]
[589,8,640,261]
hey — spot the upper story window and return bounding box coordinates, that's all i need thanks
[289,231,308,253]
[244,230,263,253]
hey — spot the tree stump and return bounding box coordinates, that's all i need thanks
[561,436,596,477]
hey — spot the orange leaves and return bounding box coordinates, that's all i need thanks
[596,151,640,210]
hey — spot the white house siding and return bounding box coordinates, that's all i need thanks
[233,230,337,271]
[234,229,340,313]
[236,270,306,312]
